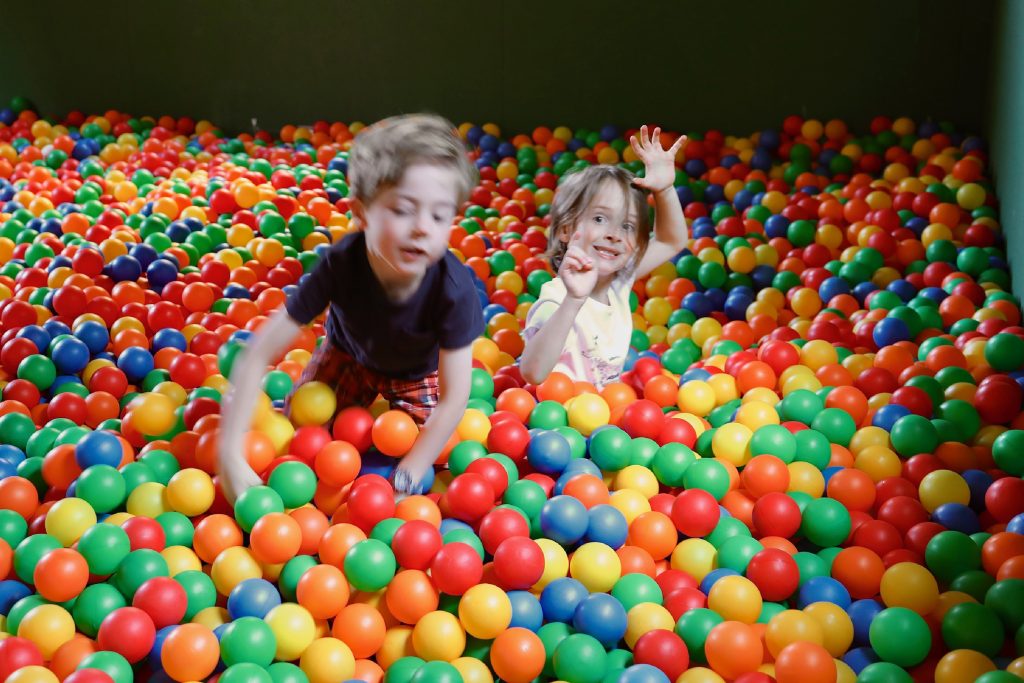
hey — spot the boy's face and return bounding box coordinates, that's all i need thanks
[354,162,462,285]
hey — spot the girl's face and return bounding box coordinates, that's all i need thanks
[561,180,639,278]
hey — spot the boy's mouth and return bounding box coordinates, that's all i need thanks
[400,246,428,258]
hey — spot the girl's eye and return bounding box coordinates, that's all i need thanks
[593,215,605,224]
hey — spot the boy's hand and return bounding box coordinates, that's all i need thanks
[630,125,687,194]
[217,437,264,504]
[560,232,598,301]
[392,449,435,497]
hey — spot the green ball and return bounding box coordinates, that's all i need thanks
[371,518,406,546]
[77,650,134,683]
[386,657,426,683]
[0,509,28,548]
[787,219,816,247]
[137,449,180,485]
[779,389,823,425]
[14,533,62,583]
[75,464,126,513]
[73,583,127,637]
[957,246,989,276]
[718,536,764,573]
[6,595,47,634]
[220,663,273,683]
[950,569,995,603]
[758,601,788,624]
[683,458,730,501]
[869,607,932,667]
[156,511,195,548]
[925,530,981,583]
[267,462,317,508]
[234,485,286,533]
[984,578,1024,632]
[503,480,547,520]
[442,529,485,559]
[120,462,157,493]
[0,413,36,450]
[976,672,1024,683]
[650,443,695,487]
[175,569,218,620]
[588,427,631,472]
[800,498,851,548]
[707,516,750,548]
[985,332,1024,371]
[992,429,1024,476]
[697,262,727,289]
[277,556,318,602]
[448,440,486,476]
[529,400,568,430]
[221,616,277,667]
[262,371,294,401]
[890,414,939,457]
[78,523,131,576]
[553,633,607,683]
[856,662,913,683]
[610,573,663,613]
[749,424,797,463]
[794,551,829,587]
[941,602,1004,657]
[811,408,856,446]
[629,437,659,468]
[410,661,462,683]
[115,548,169,599]
[268,662,311,683]
[794,429,831,469]
[469,368,495,400]
[674,607,723,664]
[935,399,980,440]
[344,539,397,592]
[17,354,56,389]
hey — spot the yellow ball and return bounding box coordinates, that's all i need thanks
[643,297,672,326]
[624,603,674,648]
[765,609,825,657]
[855,446,902,482]
[712,423,753,467]
[299,637,356,683]
[787,461,825,497]
[377,626,415,670]
[18,604,75,659]
[677,380,716,416]
[166,468,215,516]
[211,546,262,596]
[452,656,495,683]
[707,373,738,405]
[804,601,854,658]
[671,538,717,581]
[918,469,970,513]
[849,426,890,454]
[569,542,621,593]
[801,340,839,371]
[457,409,492,443]
[162,546,202,575]
[567,394,610,436]
[691,318,722,347]
[612,465,659,499]
[266,603,316,661]
[290,381,337,427]
[412,610,466,661]
[130,391,178,436]
[126,481,170,518]
[532,538,569,591]
[44,498,97,546]
[956,183,986,210]
[6,667,59,683]
[735,401,780,431]
[708,576,763,624]
[458,584,512,639]
[609,489,652,525]
[880,562,939,614]
[934,649,996,683]
[677,668,726,683]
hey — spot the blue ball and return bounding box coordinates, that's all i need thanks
[75,430,124,469]
[507,590,543,632]
[16,325,50,353]
[931,503,981,535]
[872,404,912,431]
[227,578,282,619]
[527,430,572,476]
[540,495,589,546]
[872,317,911,347]
[74,320,110,355]
[149,625,177,668]
[116,346,155,383]
[540,577,588,623]
[619,665,670,683]
[700,568,740,595]
[439,519,473,536]
[847,598,883,645]
[1005,512,1024,535]
[152,329,188,353]
[0,580,33,614]
[51,337,90,375]
[108,255,142,282]
[842,646,880,674]
[572,593,627,647]
[585,505,628,549]
[819,277,851,302]
[798,576,851,609]
[962,469,993,510]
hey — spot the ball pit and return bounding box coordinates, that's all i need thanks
[0,99,1022,682]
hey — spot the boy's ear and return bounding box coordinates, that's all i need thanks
[349,199,367,231]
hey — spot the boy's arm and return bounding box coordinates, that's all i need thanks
[520,297,584,385]
[217,308,303,503]
[392,343,474,493]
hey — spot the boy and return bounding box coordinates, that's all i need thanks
[217,114,483,502]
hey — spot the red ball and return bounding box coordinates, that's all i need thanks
[2,378,41,407]
[671,489,720,538]
[0,638,43,681]
[97,606,156,663]
[1,337,38,375]
[345,478,397,533]
[877,495,929,535]
[492,537,544,590]
[985,476,1024,523]
[465,458,510,499]
[751,492,802,538]
[890,386,933,417]
[445,473,496,523]
[478,507,530,556]
[168,353,207,390]
[88,366,128,397]
[620,399,666,440]
[332,406,375,452]
[288,426,333,463]
[46,392,88,424]
[664,587,707,621]
[121,516,166,552]
[655,569,698,597]
[974,379,1023,425]
[486,421,530,463]
[656,418,696,447]
[132,577,188,629]
[392,519,443,570]
[430,542,483,595]
[875,477,919,507]
[65,671,115,683]
[745,548,800,601]
[852,519,905,558]
[633,629,689,681]
[905,521,945,558]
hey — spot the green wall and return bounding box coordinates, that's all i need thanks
[989,0,1024,299]
[0,0,994,137]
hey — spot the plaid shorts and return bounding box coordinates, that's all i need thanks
[284,340,439,426]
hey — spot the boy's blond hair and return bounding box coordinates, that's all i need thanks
[546,164,651,272]
[347,114,476,205]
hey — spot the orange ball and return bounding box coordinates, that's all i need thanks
[825,468,876,512]
[372,410,418,457]
[982,532,1024,575]
[643,375,679,408]
[774,641,836,683]
[33,548,89,603]
[318,523,367,569]
[385,570,439,625]
[0,476,39,519]
[737,361,777,393]
[491,628,546,683]
[297,564,350,620]
[627,512,678,561]
[315,441,362,487]
[616,545,657,577]
[562,474,610,509]
[705,621,764,680]
[290,506,330,556]
[830,546,885,599]
[825,386,868,425]
[536,372,575,403]
[249,512,302,565]
[193,514,244,564]
[333,603,387,659]
[495,388,537,423]
[161,623,220,682]
[741,455,790,498]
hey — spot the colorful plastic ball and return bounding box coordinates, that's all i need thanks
[343,539,396,592]
[290,381,337,427]
[227,577,282,619]
[18,603,76,660]
[430,542,484,596]
[540,495,590,546]
[632,629,689,682]
[412,610,466,662]
[745,548,800,602]
[552,633,608,683]
[572,592,627,647]
[490,627,545,683]
[800,498,851,548]
[774,641,836,683]
[868,607,931,667]
[941,602,1004,657]
[704,621,763,680]
[570,542,621,593]
[458,583,512,639]
[540,577,589,623]
[880,562,939,614]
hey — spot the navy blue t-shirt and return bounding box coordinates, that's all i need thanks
[285,231,484,380]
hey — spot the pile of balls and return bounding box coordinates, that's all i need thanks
[0,94,1022,683]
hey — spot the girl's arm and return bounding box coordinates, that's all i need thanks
[217,308,303,503]
[631,126,690,279]
[520,295,586,385]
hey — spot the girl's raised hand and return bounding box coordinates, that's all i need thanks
[630,125,687,194]
[560,231,598,300]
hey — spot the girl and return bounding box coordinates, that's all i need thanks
[520,126,688,388]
